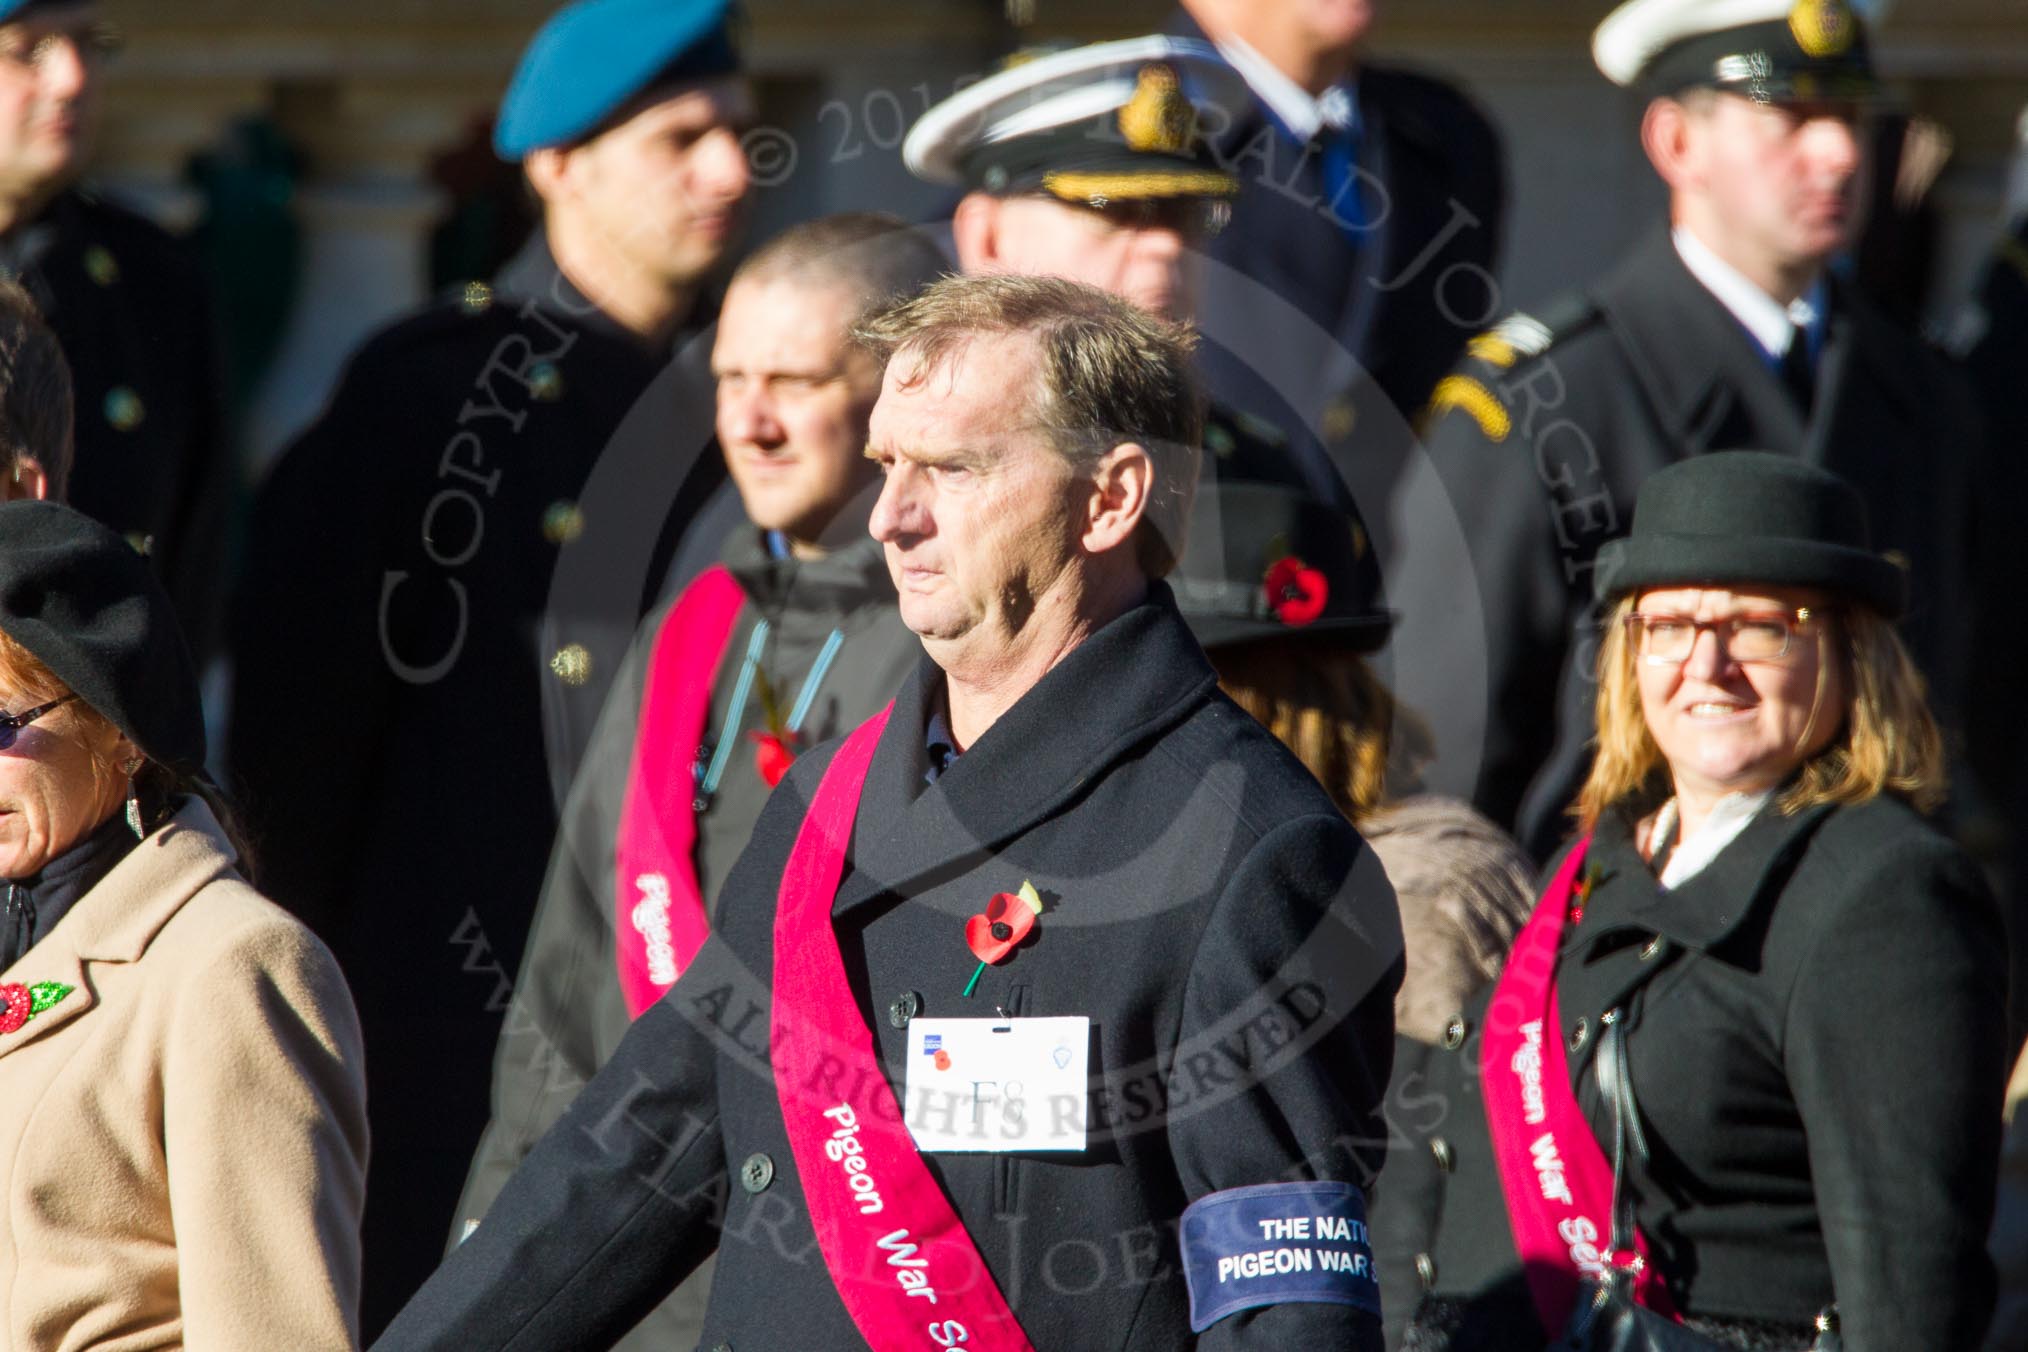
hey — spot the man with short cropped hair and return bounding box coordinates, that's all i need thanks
[454,213,940,1351]
[378,273,1401,1352]
[230,0,753,1331]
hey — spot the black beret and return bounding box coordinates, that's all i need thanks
[0,500,206,773]
[1593,450,1908,618]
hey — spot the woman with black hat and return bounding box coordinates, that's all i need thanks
[1390,452,2006,1350]
[0,501,366,1348]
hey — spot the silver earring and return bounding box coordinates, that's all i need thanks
[122,757,144,838]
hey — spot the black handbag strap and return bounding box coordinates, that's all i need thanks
[1592,1005,1842,1351]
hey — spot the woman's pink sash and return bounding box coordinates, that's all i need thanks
[1480,835,1679,1331]
[771,707,1036,1351]
[613,565,745,1019]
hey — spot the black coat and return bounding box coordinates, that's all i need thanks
[374,586,1405,1351]
[1165,9,1507,504]
[456,523,920,1351]
[227,230,726,1335]
[1389,228,1997,859]
[1371,793,2007,1350]
[9,189,232,658]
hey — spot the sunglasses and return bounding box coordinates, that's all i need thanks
[0,693,77,751]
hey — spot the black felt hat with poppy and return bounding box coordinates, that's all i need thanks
[1171,480,1393,653]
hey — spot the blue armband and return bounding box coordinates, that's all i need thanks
[1179,1181,1380,1333]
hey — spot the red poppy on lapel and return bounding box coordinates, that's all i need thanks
[965,892,1037,965]
[1264,556,1328,625]
[751,730,800,787]
[0,980,71,1035]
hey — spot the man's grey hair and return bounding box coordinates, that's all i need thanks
[854,272,1204,577]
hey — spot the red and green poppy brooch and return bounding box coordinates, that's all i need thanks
[962,880,1044,997]
[0,980,74,1035]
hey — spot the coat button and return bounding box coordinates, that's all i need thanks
[889,990,922,1028]
[1322,398,1356,443]
[550,643,592,686]
[1568,1017,1590,1053]
[84,244,119,286]
[541,500,585,545]
[711,1343,733,1352]
[1429,1136,1456,1173]
[1415,1251,1437,1290]
[1639,935,1665,961]
[739,1152,774,1194]
[1440,1014,1467,1051]
[104,386,145,432]
[528,360,565,401]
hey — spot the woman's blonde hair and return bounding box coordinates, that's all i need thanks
[1210,640,1431,825]
[1573,594,1946,832]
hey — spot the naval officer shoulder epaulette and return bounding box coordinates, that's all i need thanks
[1426,292,1602,443]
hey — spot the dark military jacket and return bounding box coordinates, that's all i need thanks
[1168,8,1507,502]
[456,519,919,1351]
[6,188,231,657]
[1388,227,1995,859]
[1371,794,2007,1350]
[375,587,1404,1351]
[228,230,725,1335]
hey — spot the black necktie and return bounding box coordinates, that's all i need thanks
[1779,332,1815,415]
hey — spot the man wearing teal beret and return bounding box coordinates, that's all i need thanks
[229,0,755,1337]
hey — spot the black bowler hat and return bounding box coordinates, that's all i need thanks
[1173,479,1393,652]
[0,501,206,774]
[1594,451,1908,618]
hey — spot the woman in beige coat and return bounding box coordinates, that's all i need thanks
[0,501,367,1350]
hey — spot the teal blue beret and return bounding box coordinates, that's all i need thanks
[495,0,740,161]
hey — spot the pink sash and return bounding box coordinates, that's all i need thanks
[771,708,1036,1352]
[1481,835,1679,1331]
[613,565,746,1019]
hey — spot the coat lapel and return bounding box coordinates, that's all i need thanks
[0,801,237,1059]
[833,586,1219,916]
[1594,229,1808,454]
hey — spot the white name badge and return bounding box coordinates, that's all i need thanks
[903,1016,1091,1154]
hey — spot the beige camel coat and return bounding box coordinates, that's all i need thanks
[0,798,367,1350]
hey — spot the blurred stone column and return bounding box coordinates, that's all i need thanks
[243,78,480,470]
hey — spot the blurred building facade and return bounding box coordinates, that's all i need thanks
[90,0,2028,469]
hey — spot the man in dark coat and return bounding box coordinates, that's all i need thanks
[375,275,1403,1351]
[454,214,941,1351]
[1386,0,1998,859]
[1168,0,1506,494]
[228,0,751,1332]
[0,0,230,656]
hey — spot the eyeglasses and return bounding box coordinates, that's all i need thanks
[1624,608,1821,665]
[0,694,77,750]
[0,21,124,73]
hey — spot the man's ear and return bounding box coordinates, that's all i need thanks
[951,192,1003,274]
[523,147,571,208]
[2,454,49,502]
[1081,441,1154,557]
[1641,96,1699,194]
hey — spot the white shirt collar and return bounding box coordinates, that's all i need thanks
[1672,226,1824,359]
[1651,790,1775,890]
[1214,32,1357,141]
